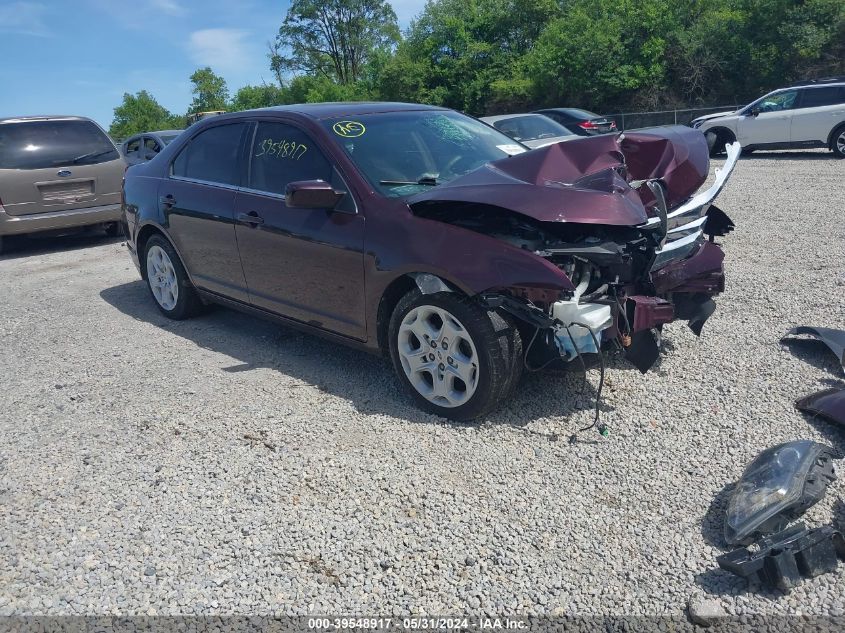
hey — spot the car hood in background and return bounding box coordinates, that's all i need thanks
[691,111,738,125]
[409,126,710,227]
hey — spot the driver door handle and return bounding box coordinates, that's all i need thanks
[237,211,264,226]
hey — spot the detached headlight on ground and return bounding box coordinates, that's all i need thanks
[725,441,835,545]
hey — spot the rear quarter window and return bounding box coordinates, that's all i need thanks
[799,86,845,108]
[0,119,119,170]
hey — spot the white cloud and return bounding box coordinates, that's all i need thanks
[149,0,186,16]
[187,28,250,73]
[0,1,49,36]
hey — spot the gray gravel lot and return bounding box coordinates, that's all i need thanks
[1,151,844,618]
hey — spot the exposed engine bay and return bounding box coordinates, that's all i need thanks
[409,127,741,381]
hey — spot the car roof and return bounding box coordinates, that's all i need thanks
[536,107,600,118]
[0,115,95,125]
[127,130,183,138]
[236,102,449,120]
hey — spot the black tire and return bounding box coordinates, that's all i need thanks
[104,222,123,237]
[705,128,734,157]
[831,124,845,158]
[143,234,204,320]
[0,236,4,255]
[388,289,523,421]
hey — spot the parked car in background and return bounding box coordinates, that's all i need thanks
[0,115,125,253]
[690,77,845,157]
[480,113,576,148]
[534,108,617,136]
[122,130,183,166]
[123,103,737,421]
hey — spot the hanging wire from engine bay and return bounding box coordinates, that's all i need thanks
[522,318,608,442]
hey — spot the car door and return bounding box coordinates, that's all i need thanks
[736,90,799,147]
[161,121,250,302]
[790,86,845,144]
[233,119,366,340]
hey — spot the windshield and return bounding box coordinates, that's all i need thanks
[742,90,799,114]
[323,110,526,197]
[0,119,119,170]
[491,115,574,142]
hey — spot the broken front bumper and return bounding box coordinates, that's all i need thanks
[646,141,740,270]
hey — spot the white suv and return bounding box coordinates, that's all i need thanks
[691,78,845,158]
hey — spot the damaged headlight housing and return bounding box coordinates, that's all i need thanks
[725,441,835,545]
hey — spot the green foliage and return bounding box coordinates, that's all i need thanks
[272,0,400,84]
[109,91,182,140]
[230,84,291,111]
[115,0,845,124]
[188,67,230,114]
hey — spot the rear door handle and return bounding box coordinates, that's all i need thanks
[159,195,176,208]
[237,212,264,226]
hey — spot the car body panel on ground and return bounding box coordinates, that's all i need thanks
[0,116,124,247]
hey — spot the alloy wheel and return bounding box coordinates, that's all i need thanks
[397,305,479,408]
[146,245,179,311]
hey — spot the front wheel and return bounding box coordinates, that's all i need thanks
[144,234,204,319]
[388,290,522,421]
[832,125,845,158]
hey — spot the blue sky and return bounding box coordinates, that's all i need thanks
[0,0,426,130]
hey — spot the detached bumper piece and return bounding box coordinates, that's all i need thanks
[796,387,845,426]
[782,326,845,371]
[718,523,845,592]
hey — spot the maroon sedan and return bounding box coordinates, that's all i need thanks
[122,102,739,421]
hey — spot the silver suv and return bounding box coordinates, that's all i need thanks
[0,116,125,253]
[691,77,845,157]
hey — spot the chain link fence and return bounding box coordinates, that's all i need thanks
[605,105,740,131]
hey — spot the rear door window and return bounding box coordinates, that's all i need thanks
[144,137,161,155]
[171,123,247,187]
[0,119,120,170]
[799,87,845,108]
[247,121,332,196]
[125,138,141,157]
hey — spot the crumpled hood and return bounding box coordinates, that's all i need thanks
[409,126,710,227]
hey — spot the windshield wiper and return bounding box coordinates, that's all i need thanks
[70,149,115,164]
[379,176,439,186]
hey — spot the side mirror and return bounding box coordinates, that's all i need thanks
[750,107,760,117]
[285,180,345,209]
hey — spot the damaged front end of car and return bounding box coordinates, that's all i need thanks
[408,126,740,374]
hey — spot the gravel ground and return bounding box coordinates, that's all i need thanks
[1,150,844,619]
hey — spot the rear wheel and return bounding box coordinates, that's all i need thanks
[144,235,203,319]
[832,124,845,158]
[388,290,522,421]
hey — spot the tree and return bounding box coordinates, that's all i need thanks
[188,67,230,114]
[271,0,400,85]
[109,91,182,140]
[377,0,560,114]
[230,84,291,111]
